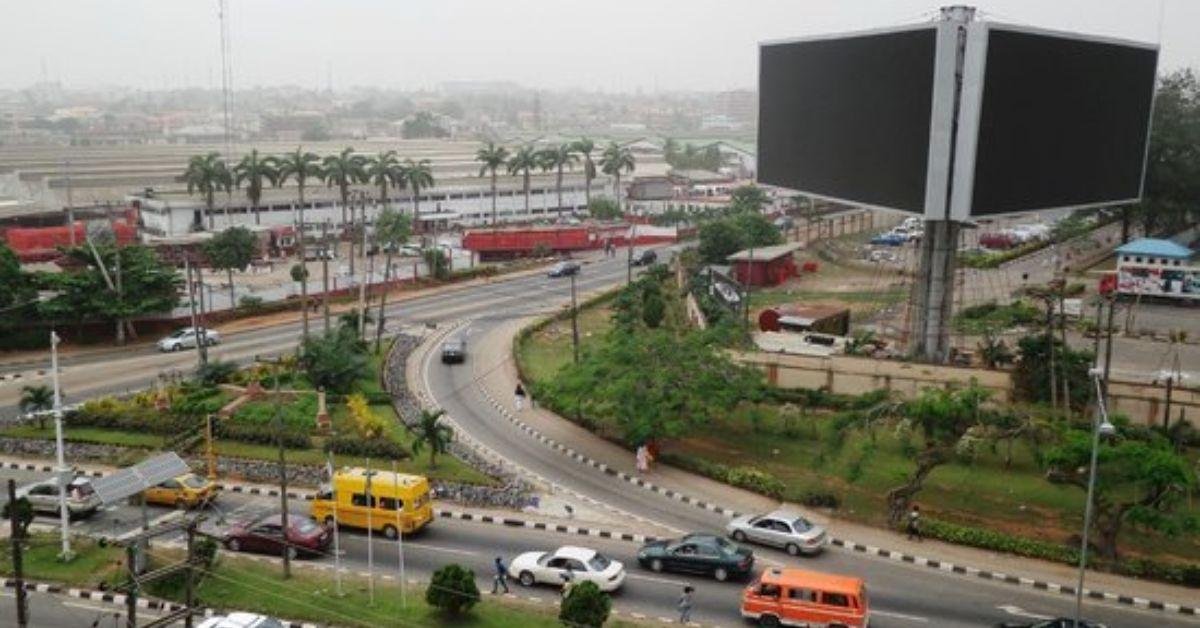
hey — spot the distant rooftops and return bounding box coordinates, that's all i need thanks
[1115,238,1194,260]
[727,243,800,262]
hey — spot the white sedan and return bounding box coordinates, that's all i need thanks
[157,326,221,352]
[510,546,626,593]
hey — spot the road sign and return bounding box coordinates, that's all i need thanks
[90,452,189,506]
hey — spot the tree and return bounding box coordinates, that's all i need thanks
[232,149,279,225]
[572,137,598,208]
[730,185,770,213]
[1046,429,1197,560]
[38,245,181,344]
[732,212,783,248]
[857,382,1023,524]
[425,564,480,616]
[507,145,539,215]
[538,143,579,218]
[401,158,435,232]
[1013,334,1092,410]
[204,226,257,309]
[475,142,510,226]
[559,581,611,628]
[366,150,405,209]
[298,329,370,394]
[401,111,449,139]
[410,408,454,468]
[1,497,33,539]
[19,384,53,429]
[276,147,324,341]
[977,332,1015,369]
[1136,69,1200,238]
[373,208,412,352]
[183,152,233,230]
[698,219,745,264]
[587,197,621,220]
[322,147,369,250]
[599,142,635,213]
[0,242,36,331]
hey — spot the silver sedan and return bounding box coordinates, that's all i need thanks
[726,509,827,556]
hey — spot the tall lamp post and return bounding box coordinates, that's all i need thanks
[1073,368,1116,627]
[50,330,73,560]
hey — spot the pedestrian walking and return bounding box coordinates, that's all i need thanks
[636,444,650,474]
[906,504,922,541]
[514,383,526,412]
[491,556,510,594]
[678,585,695,624]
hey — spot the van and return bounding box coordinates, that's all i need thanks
[740,568,870,627]
[310,467,433,539]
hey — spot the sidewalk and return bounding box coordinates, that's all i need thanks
[474,317,1200,611]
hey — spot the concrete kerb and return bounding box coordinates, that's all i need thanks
[462,321,1200,618]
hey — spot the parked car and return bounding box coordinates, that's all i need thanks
[157,327,220,352]
[223,514,331,560]
[198,613,285,628]
[637,533,754,581]
[630,250,658,266]
[144,473,219,509]
[510,545,626,592]
[441,339,467,364]
[996,619,1106,628]
[869,233,906,247]
[16,476,101,519]
[547,260,581,277]
[727,510,828,556]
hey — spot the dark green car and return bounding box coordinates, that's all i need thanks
[637,533,755,582]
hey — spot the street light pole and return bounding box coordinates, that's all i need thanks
[1073,370,1115,627]
[50,331,72,560]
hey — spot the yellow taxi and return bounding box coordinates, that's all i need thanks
[144,473,219,509]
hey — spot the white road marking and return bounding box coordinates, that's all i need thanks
[996,604,1052,620]
[626,573,688,587]
[405,542,479,557]
[872,609,930,623]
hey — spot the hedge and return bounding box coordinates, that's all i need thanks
[213,422,312,449]
[324,435,410,460]
[659,454,785,500]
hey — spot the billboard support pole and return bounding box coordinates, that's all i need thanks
[912,5,975,363]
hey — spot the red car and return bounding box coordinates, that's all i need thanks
[223,514,331,560]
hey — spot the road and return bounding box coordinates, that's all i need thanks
[1,252,1196,626]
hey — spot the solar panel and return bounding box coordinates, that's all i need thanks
[91,452,190,506]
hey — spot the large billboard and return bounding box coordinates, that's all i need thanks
[950,23,1159,219]
[757,24,953,215]
[759,20,1158,220]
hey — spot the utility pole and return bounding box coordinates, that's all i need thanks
[322,220,331,333]
[7,479,29,628]
[1101,296,1116,404]
[63,158,76,246]
[184,258,207,368]
[626,224,635,284]
[1058,288,1070,409]
[111,205,127,346]
[743,245,755,333]
[50,331,72,560]
[357,198,371,339]
[298,202,310,342]
[263,360,291,579]
[570,273,580,364]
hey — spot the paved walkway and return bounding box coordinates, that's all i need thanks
[475,317,1200,609]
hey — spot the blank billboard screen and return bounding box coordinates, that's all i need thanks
[967,27,1158,216]
[758,28,938,214]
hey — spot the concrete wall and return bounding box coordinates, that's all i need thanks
[733,350,1198,427]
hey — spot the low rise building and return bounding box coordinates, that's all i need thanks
[728,243,800,287]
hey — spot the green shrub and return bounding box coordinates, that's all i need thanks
[800,491,840,509]
[425,564,480,615]
[725,466,785,499]
[238,295,265,313]
[213,422,312,449]
[922,518,1079,564]
[559,580,611,627]
[324,435,410,460]
[195,360,238,387]
[69,397,189,435]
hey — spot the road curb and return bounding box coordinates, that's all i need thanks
[0,577,320,628]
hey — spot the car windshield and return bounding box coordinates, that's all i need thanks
[792,517,812,532]
[293,518,319,534]
[587,553,611,571]
[713,537,738,555]
[182,475,208,489]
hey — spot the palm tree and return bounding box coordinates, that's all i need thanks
[599,142,636,213]
[475,142,510,226]
[400,159,435,234]
[19,385,54,430]
[373,208,412,353]
[538,144,579,219]
[232,149,279,226]
[276,147,323,340]
[366,150,405,210]
[507,145,539,216]
[322,148,369,271]
[572,138,597,209]
[183,152,232,230]
[410,408,453,468]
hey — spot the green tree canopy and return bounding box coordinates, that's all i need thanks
[729,184,771,213]
[425,563,480,615]
[204,226,258,308]
[1138,69,1200,236]
[299,328,370,393]
[402,111,449,139]
[559,580,611,628]
[587,197,621,220]
[410,408,454,468]
[183,152,232,229]
[232,149,279,225]
[0,242,36,326]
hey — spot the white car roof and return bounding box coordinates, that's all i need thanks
[553,546,597,562]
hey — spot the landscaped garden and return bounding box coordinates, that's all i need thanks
[4,320,489,486]
[516,264,1200,586]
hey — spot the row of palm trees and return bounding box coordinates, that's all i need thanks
[475,138,636,225]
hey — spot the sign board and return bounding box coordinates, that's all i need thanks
[90,452,190,506]
[1118,265,1200,301]
[758,19,1158,220]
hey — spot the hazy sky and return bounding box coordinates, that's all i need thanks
[2,0,1195,92]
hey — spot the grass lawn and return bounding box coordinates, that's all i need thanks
[516,304,613,384]
[0,534,126,587]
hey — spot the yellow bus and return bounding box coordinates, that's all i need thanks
[311,467,433,538]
